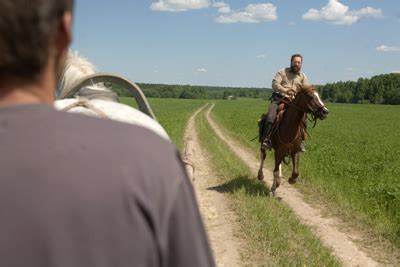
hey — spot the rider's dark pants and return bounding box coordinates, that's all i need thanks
[266,99,280,123]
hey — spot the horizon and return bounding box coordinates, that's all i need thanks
[136,71,400,89]
[71,0,400,88]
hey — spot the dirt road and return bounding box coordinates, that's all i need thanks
[183,104,241,267]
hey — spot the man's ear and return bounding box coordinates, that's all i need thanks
[53,11,72,92]
[56,11,73,53]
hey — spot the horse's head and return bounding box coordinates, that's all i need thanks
[294,85,329,120]
[57,50,96,99]
[57,50,119,102]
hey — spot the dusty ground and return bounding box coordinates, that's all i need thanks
[183,104,241,267]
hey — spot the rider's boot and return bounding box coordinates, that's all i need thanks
[261,122,273,150]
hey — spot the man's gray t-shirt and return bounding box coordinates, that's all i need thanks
[0,104,214,267]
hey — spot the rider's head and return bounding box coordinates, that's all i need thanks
[0,0,74,88]
[290,54,303,74]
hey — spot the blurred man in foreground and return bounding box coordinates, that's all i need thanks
[0,1,214,266]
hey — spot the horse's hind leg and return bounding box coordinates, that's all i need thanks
[288,152,299,184]
[257,148,267,181]
[271,153,283,195]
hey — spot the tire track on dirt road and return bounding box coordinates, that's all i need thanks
[183,104,241,267]
[205,103,379,267]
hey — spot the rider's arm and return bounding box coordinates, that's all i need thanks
[272,70,292,97]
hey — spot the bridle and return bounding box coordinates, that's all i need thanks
[273,88,323,146]
[288,87,325,128]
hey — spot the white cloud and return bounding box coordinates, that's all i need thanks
[345,67,374,76]
[212,2,225,8]
[288,21,296,26]
[196,68,208,73]
[302,0,382,26]
[213,2,230,13]
[392,70,400,74]
[216,3,277,24]
[256,54,266,59]
[150,0,209,12]
[352,7,382,18]
[376,45,400,52]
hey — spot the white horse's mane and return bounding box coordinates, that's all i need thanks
[57,50,107,98]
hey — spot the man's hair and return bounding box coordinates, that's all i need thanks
[0,0,74,82]
[290,54,303,63]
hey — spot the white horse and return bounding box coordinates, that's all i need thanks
[54,51,170,141]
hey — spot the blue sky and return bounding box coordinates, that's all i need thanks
[71,0,400,88]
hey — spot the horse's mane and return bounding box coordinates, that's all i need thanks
[297,84,315,94]
[57,50,119,102]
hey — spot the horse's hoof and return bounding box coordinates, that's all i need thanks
[270,186,277,195]
[288,177,297,184]
[257,171,264,181]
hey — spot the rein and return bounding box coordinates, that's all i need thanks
[61,97,109,119]
[291,89,321,128]
[274,89,319,146]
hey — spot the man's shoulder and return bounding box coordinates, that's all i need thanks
[37,105,183,185]
[277,68,288,74]
[2,104,176,165]
[15,104,172,152]
[57,107,171,147]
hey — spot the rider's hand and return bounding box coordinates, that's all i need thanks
[287,90,296,97]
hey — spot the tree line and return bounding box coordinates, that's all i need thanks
[317,73,400,104]
[113,73,400,104]
[114,83,272,100]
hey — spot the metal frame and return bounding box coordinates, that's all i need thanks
[59,73,157,120]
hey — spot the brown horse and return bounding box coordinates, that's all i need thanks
[257,85,329,195]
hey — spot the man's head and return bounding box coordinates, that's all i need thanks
[290,54,303,74]
[0,0,73,87]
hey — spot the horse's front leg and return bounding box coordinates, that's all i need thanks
[271,152,283,195]
[257,148,267,181]
[288,152,300,184]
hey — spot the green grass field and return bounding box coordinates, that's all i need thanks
[211,99,400,246]
[120,97,206,149]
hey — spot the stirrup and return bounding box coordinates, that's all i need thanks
[262,139,272,150]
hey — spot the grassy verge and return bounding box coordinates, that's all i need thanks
[196,106,340,266]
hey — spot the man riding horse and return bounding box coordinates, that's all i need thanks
[262,54,310,152]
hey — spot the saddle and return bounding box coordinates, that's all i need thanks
[270,102,288,137]
[257,101,287,142]
[258,99,306,143]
